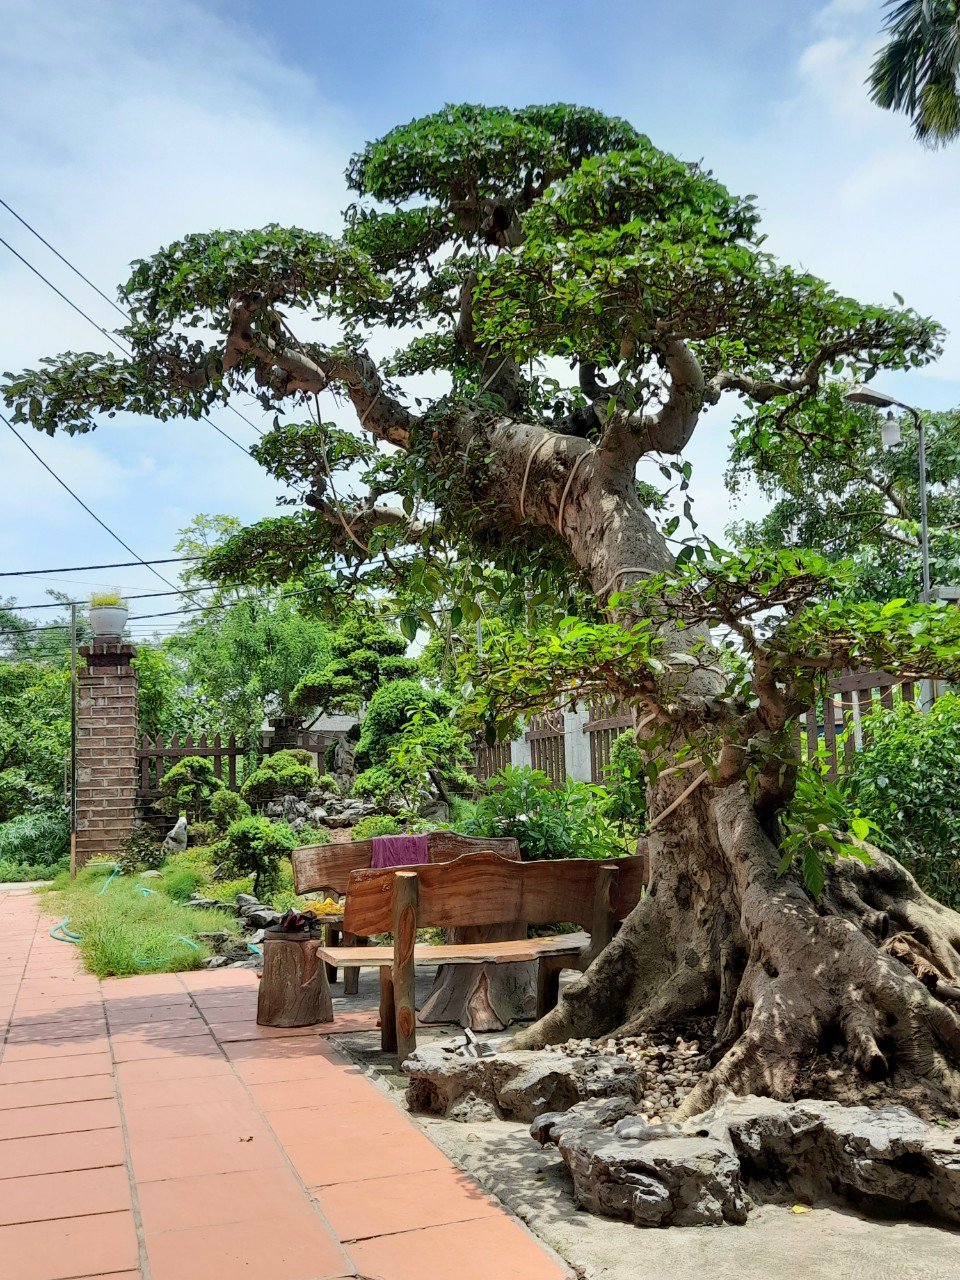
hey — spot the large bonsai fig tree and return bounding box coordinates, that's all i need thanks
[8,104,960,1114]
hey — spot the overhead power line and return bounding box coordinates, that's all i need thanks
[0,235,131,356]
[0,196,129,320]
[1,411,183,595]
[0,556,198,579]
[0,206,265,445]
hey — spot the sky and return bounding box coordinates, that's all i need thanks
[1,0,959,634]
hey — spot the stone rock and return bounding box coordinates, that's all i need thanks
[234,893,260,912]
[404,1047,644,1123]
[161,816,188,856]
[200,956,228,969]
[686,1095,960,1226]
[535,1102,746,1227]
[535,1092,960,1230]
[242,906,282,929]
[139,870,162,879]
[195,930,230,946]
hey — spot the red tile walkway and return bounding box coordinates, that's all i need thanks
[0,887,569,1280]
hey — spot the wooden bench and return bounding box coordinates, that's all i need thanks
[315,851,644,1063]
[291,833,521,993]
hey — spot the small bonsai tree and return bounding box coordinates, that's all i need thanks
[352,678,474,806]
[159,756,224,822]
[292,613,417,714]
[209,788,251,834]
[240,749,320,806]
[221,816,297,896]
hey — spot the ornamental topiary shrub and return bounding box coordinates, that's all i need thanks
[350,813,401,841]
[209,789,252,834]
[159,756,224,820]
[240,750,320,805]
[221,816,297,896]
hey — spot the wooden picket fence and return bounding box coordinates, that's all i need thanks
[138,732,242,808]
[583,697,634,784]
[473,739,512,784]
[525,710,567,784]
[799,670,925,781]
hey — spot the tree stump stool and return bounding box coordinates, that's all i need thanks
[257,928,334,1027]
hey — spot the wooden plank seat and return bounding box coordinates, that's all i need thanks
[315,851,637,1063]
[291,832,521,993]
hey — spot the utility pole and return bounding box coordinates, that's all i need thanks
[69,602,77,878]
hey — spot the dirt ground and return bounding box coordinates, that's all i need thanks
[330,971,960,1280]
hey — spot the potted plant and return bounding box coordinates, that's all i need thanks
[88,590,128,638]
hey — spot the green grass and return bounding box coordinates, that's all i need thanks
[45,863,240,979]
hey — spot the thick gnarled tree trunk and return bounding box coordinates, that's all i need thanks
[483,418,960,1118]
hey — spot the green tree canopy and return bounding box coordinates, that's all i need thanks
[727,389,960,600]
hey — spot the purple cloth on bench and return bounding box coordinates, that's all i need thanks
[371,833,430,869]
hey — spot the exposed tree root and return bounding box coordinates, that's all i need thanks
[511,783,960,1121]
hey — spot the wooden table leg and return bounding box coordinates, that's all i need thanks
[343,932,367,996]
[323,923,340,984]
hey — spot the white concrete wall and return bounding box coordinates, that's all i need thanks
[563,703,593,783]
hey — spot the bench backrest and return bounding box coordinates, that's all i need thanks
[292,832,521,896]
[344,851,639,937]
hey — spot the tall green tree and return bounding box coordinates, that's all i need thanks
[727,390,960,599]
[869,0,960,144]
[7,104,960,1116]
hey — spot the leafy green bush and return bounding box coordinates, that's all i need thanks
[158,846,217,901]
[221,816,297,896]
[351,814,401,841]
[0,856,69,882]
[241,750,320,805]
[599,732,647,834]
[113,823,165,875]
[0,808,69,867]
[457,765,623,860]
[315,773,340,794]
[352,765,397,803]
[159,755,224,820]
[209,789,251,833]
[845,695,960,908]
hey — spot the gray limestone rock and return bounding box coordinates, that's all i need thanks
[404,1046,644,1123]
[534,1102,746,1227]
[535,1092,960,1230]
[161,816,188,856]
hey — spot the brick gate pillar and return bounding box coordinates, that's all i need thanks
[75,641,138,868]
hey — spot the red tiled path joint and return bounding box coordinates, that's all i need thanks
[0,887,569,1280]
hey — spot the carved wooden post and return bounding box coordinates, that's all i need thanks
[391,871,419,1064]
[379,965,397,1054]
[257,931,333,1027]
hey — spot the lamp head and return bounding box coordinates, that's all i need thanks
[844,387,897,410]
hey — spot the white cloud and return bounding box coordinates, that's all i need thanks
[0,0,359,605]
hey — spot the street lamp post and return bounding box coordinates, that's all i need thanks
[843,387,931,604]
